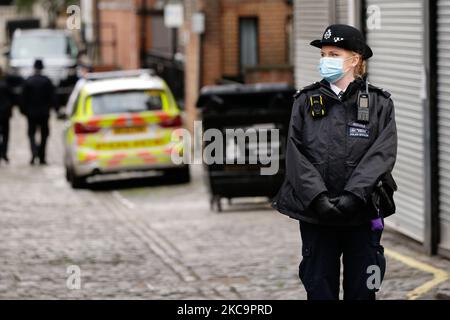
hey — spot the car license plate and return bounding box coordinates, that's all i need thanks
[113,127,147,135]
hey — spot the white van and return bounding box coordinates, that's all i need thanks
[7,29,80,107]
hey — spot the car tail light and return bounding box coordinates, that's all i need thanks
[74,122,101,134]
[159,115,182,128]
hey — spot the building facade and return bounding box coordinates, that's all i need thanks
[0,1,49,68]
[90,0,293,131]
[183,0,294,131]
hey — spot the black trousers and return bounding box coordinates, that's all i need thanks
[27,117,49,161]
[298,221,386,300]
[0,118,9,158]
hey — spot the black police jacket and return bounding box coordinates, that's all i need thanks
[21,74,55,119]
[271,77,398,226]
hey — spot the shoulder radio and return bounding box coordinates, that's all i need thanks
[357,80,370,124]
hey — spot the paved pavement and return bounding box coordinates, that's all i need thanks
[0,109,448,299]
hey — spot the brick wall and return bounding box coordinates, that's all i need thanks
[184,0,293,131]
[201,0,223,87]
[244,65,294,84]
[98,0,140,69]
[192,0,293,86]
[220,0,292,79]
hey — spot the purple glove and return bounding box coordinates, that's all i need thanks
[371,218,384,231]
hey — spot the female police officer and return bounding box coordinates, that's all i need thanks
[272,24,397,300]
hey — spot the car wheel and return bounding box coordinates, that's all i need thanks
[65,166,71,182]
[67,167,87,189]
[71,175,87,189]
[165,166,191,184]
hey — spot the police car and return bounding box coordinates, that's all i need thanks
[63,69,189,188]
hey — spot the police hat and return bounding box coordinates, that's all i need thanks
[310,24,373,59]
[34,59,44,70]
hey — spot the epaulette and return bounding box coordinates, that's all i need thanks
[368,83,391,99]
[293,82,321,99]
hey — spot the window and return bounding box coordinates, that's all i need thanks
[239,17,259,74]
[150,15,175,58]
[89,90,166,115]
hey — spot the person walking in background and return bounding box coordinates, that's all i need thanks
[22,59,55,165]
[0,67,13,164]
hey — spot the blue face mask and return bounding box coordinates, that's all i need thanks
[318,57,353,83]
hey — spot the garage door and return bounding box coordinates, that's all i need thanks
[336,0,349,24]
[294,0,358,88]
[437,0,450,254]
[365,0,425,242]
[294,0,333,88]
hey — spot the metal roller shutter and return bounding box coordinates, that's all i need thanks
[365,0,425,242]
[294,0,356,88]
[336,0,349,24]
[294,0,333,88]
[437,0,450,254]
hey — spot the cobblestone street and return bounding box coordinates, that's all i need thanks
[0,110,449,300]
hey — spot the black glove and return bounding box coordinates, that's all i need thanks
[311,193,344,221]
[333,192,364,216]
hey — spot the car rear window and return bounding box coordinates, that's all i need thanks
[89,90,166,115]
